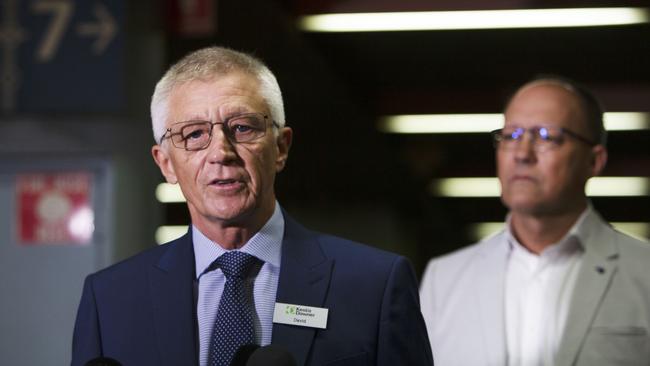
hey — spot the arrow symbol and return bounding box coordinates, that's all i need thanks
[76,2,116,55]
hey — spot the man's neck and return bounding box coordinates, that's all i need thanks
[509,206,586,255]
[191,204,276,250]
[197,224,257,250]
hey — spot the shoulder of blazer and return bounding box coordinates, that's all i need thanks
[426,229,508,270]
[606,224,650,277]
[89,231,194,282]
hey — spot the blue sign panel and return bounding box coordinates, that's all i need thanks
[2,0,124,113]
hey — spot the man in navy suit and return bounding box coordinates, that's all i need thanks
[72,46,433,366]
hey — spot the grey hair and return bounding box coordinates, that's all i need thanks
[150,46,285,143]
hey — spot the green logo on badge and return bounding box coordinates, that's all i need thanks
[286,305,295,315]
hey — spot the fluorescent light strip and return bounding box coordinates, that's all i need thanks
[470,222,650,241]
[587,177,649,196]
[155,225,188,244]
[431,177,650,197]
[299,8,649,32]
[156,183,185,202]
[433,177,500,197]
[605,112,650,130]
[378,114,501,133]
[378,112,650,134]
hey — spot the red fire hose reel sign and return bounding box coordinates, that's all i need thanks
[17,172,94,245]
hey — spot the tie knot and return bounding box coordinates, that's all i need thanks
[216,251,260,279]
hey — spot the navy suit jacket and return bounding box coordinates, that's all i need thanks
[72,214,433,366]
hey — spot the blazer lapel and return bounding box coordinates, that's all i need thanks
[556,220,618,366]
[148,233,199,366]
[272,213,333,366]
[475,235,509,366]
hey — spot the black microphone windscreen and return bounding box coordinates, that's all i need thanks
[84,356,122,366]
[230,344,261,366]
[246,345,297,366]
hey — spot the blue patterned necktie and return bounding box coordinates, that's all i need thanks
[209,251,261,366]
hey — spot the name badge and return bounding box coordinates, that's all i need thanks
[273,302,328,329]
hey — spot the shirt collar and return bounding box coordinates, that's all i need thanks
[193,202,285,278]
[504,203,599,259]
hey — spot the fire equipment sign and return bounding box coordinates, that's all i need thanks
[16,172,94,245]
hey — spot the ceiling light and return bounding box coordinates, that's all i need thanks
[586,177,650,196]
[432,178,500,197]
[378,114,501,133]
[379,112,650,134]
[156,183,185,203]
[605,112,650,130]
[299,8,649,32]
[155,225,188,244]
[431,177,650,197]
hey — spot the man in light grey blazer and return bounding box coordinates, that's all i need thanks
[420,76,650,366]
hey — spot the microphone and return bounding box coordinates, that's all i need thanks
[230,344,261,366]
[84,356,122,366]
[246,345,297,366]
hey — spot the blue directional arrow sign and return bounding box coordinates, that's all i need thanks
[1,0,124,113]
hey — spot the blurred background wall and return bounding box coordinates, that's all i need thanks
[0,0,648,364]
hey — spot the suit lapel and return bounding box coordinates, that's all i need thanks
[148,233,199,366]
[475,235,509,366]
[556,220,618,366]
[272,213,333,366]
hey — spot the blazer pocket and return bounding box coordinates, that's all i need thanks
[321,351,368,366]
[590,325,647,336]
[578,326,649,365]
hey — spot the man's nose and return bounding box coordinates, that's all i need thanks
[207,127,237,163]
[513,132,537,162]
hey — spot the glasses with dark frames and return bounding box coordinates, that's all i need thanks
[491,125,598,152]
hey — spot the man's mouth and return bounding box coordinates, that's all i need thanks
[212,179,238,185]
[511,174,536,182]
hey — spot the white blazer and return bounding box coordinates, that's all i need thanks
[420,212,650,366]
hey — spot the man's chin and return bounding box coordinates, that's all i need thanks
[503,197,544,215]
[208,206,253,224]
[189,196,275,228]
[188,199,253,224]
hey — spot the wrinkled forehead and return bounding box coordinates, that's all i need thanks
[504,81,587,131]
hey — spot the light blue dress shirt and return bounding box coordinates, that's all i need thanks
[193,203,283,366]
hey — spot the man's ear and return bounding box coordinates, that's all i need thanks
[275,127,293,172]
[152,144,178,184]
[590,144,608,177]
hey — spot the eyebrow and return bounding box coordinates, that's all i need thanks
[172,110,266,126]
[170,118,211,126]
